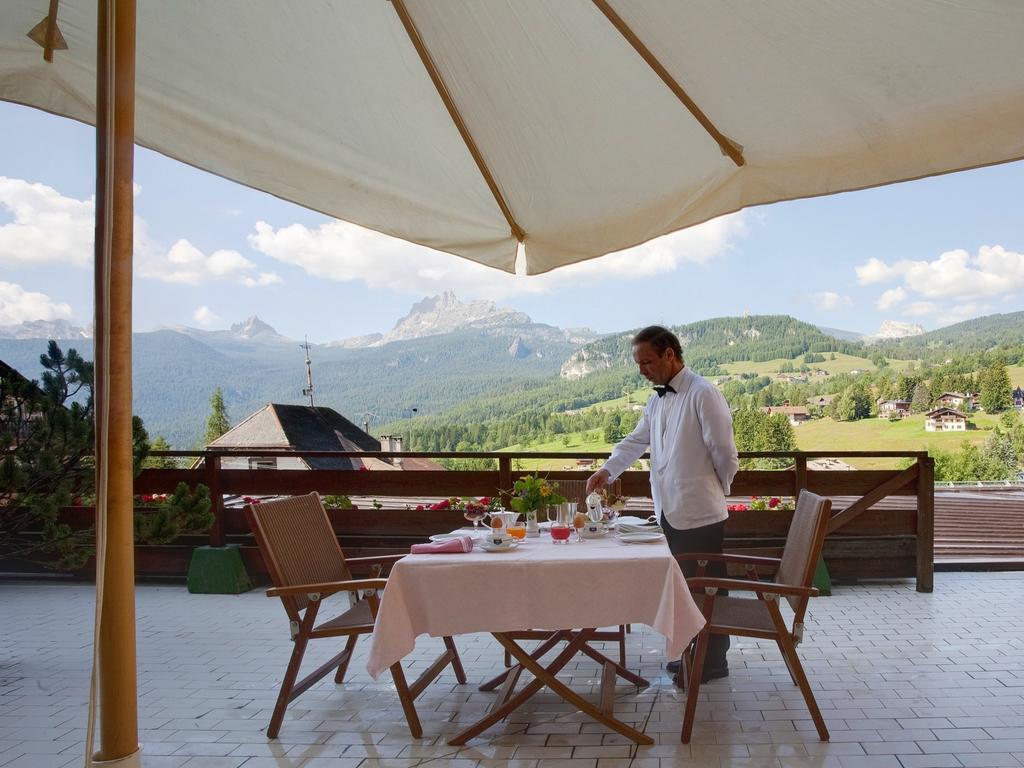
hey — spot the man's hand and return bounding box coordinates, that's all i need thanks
[585,469,611,495]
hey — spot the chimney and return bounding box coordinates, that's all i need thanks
[379,435,404,468]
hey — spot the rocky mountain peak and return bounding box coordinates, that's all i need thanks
[229,315,281,339]
[376,293,530,344]
[0,319,92,340]
[872,320,925,340]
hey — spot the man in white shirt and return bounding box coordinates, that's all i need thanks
[586,325,739,683]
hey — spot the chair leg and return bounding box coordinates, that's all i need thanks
[334,634,359,684]
[775,637,799,686]
[267,632,310,739]
[617,624,626,667]
[777,632,829,741]
[390,662,423,739]
[680,630,710,744]
[444,636,467,684]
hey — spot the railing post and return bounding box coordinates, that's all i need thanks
[916,455,934,593]
[794,454,807,499]
[205,452,225,547]
[498,456,512,509]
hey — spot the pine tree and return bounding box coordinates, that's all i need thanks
[143,436,179,469]
[910,381,932,414]
[203,387,231,444]
[980,362,1012,413]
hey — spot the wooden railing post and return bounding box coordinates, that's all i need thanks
[794,455,807,499]
[916,455,934,593]
[204,452,225,547]
[498,456,512,509]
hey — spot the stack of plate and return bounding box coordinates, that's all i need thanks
[617,531,665,544]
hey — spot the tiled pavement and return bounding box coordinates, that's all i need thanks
[2,572,1024,768]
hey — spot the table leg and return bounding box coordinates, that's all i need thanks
[478,629,570,691]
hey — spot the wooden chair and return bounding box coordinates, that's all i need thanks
[245,492,466,739]
[676,490,832,743]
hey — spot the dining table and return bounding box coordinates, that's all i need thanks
[365,527,706,745]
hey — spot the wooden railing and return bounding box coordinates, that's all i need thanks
[132,449,934,591]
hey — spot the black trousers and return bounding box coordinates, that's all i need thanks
[661,516,730,666]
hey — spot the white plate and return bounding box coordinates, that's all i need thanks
[481,541,520,553]
[618,531,665,544]
[428,532,477,543]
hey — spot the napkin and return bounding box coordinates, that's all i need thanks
[617,518,663,534]
[410,536,474,554]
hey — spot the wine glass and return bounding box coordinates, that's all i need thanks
[463,508,486,532]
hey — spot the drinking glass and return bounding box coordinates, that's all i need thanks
[507,523,526,540]
[550,524,571,543]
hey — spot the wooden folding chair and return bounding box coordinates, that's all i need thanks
[246,492,466,739]
[676,490,832,743]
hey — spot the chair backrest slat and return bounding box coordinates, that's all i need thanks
[246,492,351,615]
[775,490,831,616]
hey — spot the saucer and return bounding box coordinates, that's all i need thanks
[617,531,665,544]
[481,541,519,553]
[429,532,478,543]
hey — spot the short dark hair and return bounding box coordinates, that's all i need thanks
[632,325,683,362]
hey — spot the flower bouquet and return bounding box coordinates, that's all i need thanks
[728,496,794,512]
[509,474,566,521]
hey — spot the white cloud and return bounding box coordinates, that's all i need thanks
[855,257,904,285]
[875,286,906,310]
[248,212,746,298]
[0,281,72,325]
[136,237,283,287]
[0,176,281,288]
[192,306,221,327]
[856,245,1024,325]
[0,177,94,267]
[810,291,853,311]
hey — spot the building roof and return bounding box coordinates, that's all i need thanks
[209,403,383,470]
[761,405,809,416]
[925,407,967,419]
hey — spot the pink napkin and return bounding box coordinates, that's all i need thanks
[410,536,474,554]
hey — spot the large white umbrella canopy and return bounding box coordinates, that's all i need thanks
[4,1,1024,275]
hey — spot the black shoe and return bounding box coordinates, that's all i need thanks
[666,658,681,674]
[669,663,729,687]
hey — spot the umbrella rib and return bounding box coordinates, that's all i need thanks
[390,0,525,243]
[592,0,744,167]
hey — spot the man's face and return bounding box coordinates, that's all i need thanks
[632,341,677,386]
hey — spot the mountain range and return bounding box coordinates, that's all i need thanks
[1,295,1021,449]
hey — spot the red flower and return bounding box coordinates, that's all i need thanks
[415,504,425,512]
[479,496,492,506]
[358,466,369,472]
[727,504,749,512]
[768,497,781,508]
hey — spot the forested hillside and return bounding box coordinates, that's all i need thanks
[565,315,865,377]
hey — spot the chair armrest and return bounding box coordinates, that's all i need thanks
[686,576,819,598]
[675,553,782,567]
[346,554,406,565]
[266,578,388,599]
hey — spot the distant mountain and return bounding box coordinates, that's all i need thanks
[172,314,294,348]
[0,294,594,447]
[875,310,1024,358]
[816,325,865,342]
[866,320,925,342]
[331,291,595,350]
[0,319,91,340]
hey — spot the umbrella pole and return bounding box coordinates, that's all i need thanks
[92,0,139,764]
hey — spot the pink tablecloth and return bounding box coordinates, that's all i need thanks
[366,532,705,679]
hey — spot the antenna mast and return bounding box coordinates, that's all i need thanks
[301,337,314,407]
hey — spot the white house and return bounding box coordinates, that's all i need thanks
[924,407,967,432]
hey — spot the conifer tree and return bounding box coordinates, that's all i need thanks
[203,387,231,444]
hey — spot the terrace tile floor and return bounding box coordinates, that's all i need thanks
[2,572,1024,768]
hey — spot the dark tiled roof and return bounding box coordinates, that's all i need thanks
[271,404,380,470]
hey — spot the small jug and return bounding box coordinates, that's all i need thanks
[585,492,603,523]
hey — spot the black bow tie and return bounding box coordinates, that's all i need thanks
[653,384,676,398]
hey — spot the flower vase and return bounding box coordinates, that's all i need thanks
[525,511,540,538]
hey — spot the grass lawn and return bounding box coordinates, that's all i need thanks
[501,430,613,471]
[794,412,1002,468]
[719,352,918,378]
[1009,364,1024,388]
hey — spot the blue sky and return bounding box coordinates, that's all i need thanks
[2,100,1023,343]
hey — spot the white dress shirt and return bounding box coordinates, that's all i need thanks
[603,367,739,530]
